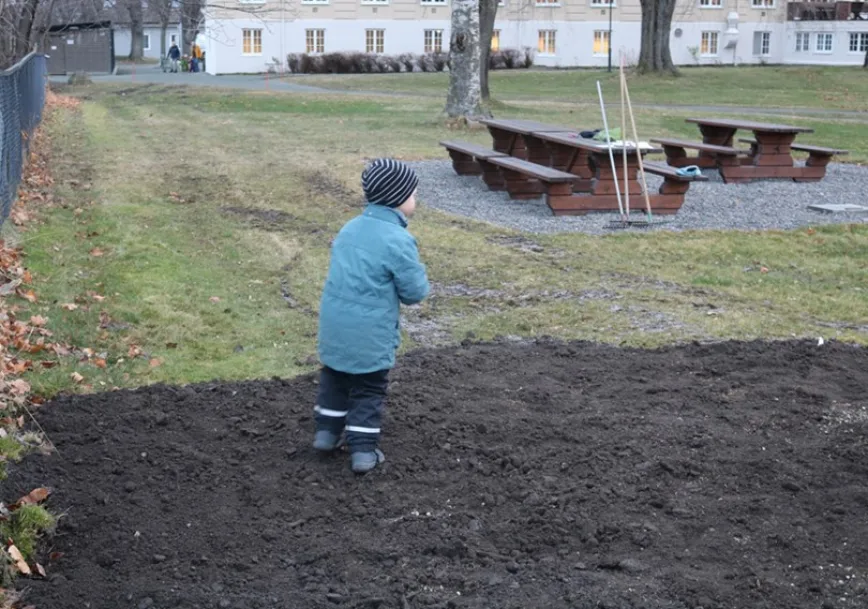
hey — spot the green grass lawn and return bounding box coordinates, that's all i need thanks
[12,81,868,400]
[297,66,868,113]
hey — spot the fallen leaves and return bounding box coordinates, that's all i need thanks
[89,247,105,257]
[70,372,84,383]
[209,296,221,304]
[149,358,163,369]
[61,303,78,311]
[7,544,31,575]
[16,487,51,507]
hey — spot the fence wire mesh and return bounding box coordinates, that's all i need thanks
[0,53,47,227]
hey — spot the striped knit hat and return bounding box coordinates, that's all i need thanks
[361,158,419,209]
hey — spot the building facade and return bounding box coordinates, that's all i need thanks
[113,24,184,60]
[200,0,868,74]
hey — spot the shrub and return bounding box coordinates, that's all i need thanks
[285,49,532,74]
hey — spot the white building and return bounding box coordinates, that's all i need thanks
[201,0,868,74]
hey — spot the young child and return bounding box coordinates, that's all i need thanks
[313,158,430,474]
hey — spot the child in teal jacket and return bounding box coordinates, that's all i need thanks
[314,158,430,473]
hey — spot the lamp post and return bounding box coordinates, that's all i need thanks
[607,0,613,72]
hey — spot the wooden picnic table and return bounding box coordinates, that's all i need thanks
[535,131,660,193]
[522,131,701,214]
[478,118,574,165]
[684,117,824,183]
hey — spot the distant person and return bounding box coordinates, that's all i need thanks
[313,159,429,474]
[167,43,181,73]
[191,43,203,72]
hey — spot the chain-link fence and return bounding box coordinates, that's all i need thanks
[0,53,47,227]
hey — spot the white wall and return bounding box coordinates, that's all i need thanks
[782,22,868,66]
[202,16,868,74]
[114,25,183,59]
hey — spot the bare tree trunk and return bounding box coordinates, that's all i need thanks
[126,0,144,60]
[864,47,867,68]
[14,0,42,58]
[637,0,678,74]
[160,23,168,58]
[445,0,489,120]
[478,0,498,101]
[181,0,204,55]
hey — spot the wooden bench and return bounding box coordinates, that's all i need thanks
[739,138,848,167]
[487,156,577,201]
[640,162,709,213]
[650,137,747,170]
[440,140,508,191]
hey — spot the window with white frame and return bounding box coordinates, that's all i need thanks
[850,32,868,53]
[305,29,324,54]
[753,31,770,55]
[420,0,447,4]
[750,0,774,6]
[593,30,609,56]
[699,0,722,6]
[424,29,443,53]
[590,0,615,6]
[536,0,559,5]
[361,0,388,4]
[795,32,810,52]
[169,33,178,46]
[700,31,719,56]
[242,29,262,55]
[491,30,501,51]
[142,33,151,51]
[538,30,556,55]
[302,0,328,4]
[241,30,262,55]
[815,32,833,52]
[366,29,385,53]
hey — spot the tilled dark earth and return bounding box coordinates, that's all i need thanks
[7,339,868,609]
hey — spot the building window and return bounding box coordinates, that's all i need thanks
[815,32,833,52]
[538,30,556,55]
[169,34,178,46]
[424,29,443,53]
[850,32,868,53]
[750,0,774,6]
[753,31,770,56]
[366,29,385,54]
[306,29,324,54]
[420,0,447,4]
[302,0,329,4]
[142,33,151,51]
[361,0,388,3]
[536,0,559,4]
[591,0,615,5]
[795,32,810,52]
[699,0,722,6]
[700,31,719,56]
[491,30,500,52]
[242,29,262,55]
[593,30,609,56]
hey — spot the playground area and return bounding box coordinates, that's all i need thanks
[2,68,867,608]
[7,339,868,608]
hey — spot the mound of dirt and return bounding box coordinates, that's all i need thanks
[7,339,868,609]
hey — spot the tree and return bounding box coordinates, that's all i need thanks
[124,0,144,60]
[864,47,867,68]
[153,0,174,58]
[181,0,204,55]
[478,0,498,101]
[637,0,678,74]
[445,0,489,120]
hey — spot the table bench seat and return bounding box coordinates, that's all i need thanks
[650,137,748,170]
[440,140,509,190]
[487,156,577,201]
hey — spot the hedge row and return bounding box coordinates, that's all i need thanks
[286,48,534,74]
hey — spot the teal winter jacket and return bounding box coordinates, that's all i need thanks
[317,205,430,374]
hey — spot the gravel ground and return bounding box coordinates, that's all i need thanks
[410,160,868,235]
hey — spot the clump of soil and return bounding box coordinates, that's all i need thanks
[7,339,868,609]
